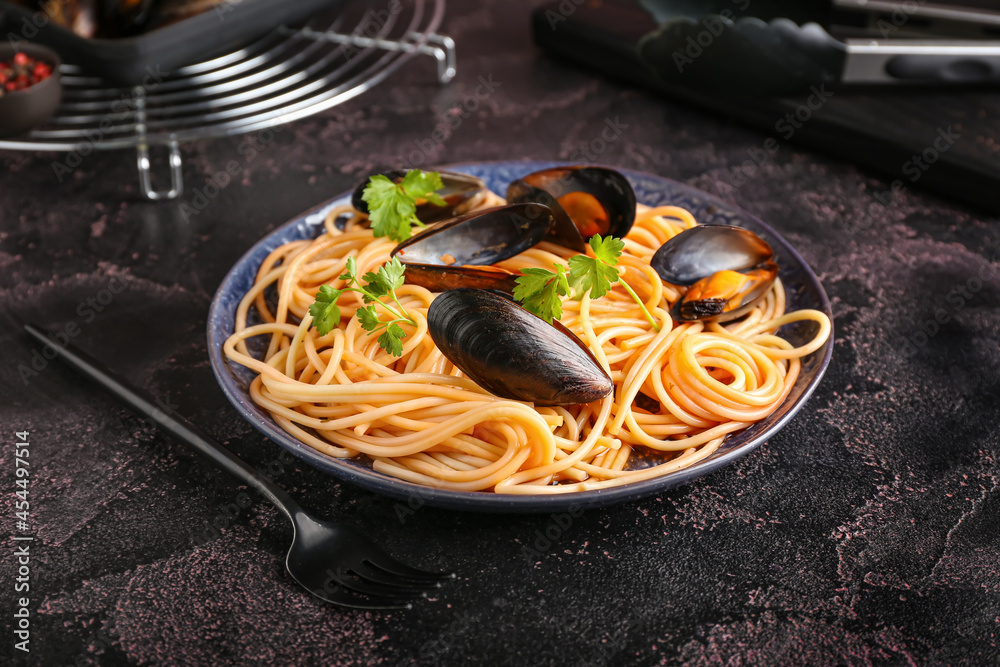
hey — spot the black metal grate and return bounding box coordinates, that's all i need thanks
[0,0,453,199]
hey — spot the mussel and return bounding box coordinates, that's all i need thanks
[351,169,487,224]
[391,204,554,292]
[506,166,637,252]
[427,289,613,406]
[105,0,156,36]
[650,225,778,322]
[43,0,98,38]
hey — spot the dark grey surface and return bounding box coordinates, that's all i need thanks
[2,1,999,665]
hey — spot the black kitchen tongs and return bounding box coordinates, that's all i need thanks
[635,0,1000,93]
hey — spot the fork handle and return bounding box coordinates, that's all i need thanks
[24,323,301,522]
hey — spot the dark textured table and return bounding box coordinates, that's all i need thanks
[3,2,999,665]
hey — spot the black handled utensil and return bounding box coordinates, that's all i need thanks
[637,13,1000,95]
[23,323,453,610]
[531,0,1000,215]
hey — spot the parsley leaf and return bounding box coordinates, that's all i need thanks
[379,256,407,290]
[513,265,570,323]
[378,323,406,357]
[512,234,661,332]
[308,258,416,356]
[362,256,407,301]
[356,304,381,332]
[340,256,358,282]
[361,170,447,242]
[401,170,447,206]
[590,234,625,265]
[364,175,416,241]
[309,284,343,336]
[569,234,623,300]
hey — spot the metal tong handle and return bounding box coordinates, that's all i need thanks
[844,39,1000,83]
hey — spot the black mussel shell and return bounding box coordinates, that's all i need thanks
[397,265,520,294]
[651,225,778,322]
[506,166,637,252]
[351,169,487,223]
[650,225,775,285]
[101,0,156,37]
[392,204,554,292]
[427,289,613,406]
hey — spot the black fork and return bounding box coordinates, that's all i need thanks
[24,323,453,610]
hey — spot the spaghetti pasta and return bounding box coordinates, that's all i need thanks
[223,193,830,494]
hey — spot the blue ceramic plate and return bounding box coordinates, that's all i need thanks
[208,161,833,513]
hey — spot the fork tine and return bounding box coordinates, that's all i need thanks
[336,572,430,599]
[362,552,457,583]
[308,584,416,611]
[352,561,445,589]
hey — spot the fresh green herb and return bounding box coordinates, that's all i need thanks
[361,170,448,242]
[307,256,415,356]
[309,284,343,338]
[377,323,406,358]
[567,234,625,300]
[361,254,406,302]
[355,304,382,331]
[512,265,570,324]
[514,234,660,332]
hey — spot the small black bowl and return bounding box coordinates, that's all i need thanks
[0,43,62,139]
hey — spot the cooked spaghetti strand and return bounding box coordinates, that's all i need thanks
[224,195,830,493]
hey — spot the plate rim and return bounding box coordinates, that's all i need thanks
[207,160,834,513]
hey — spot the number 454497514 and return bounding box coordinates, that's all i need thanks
[14,431,29,530]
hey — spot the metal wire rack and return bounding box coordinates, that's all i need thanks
[0,0,454,200]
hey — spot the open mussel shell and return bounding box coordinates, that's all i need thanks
[427,289,613,406]
[651,225,778,322]
[351,169,487,223]
[506,166,637,252]
[650,225,774,285]
[391,204,554,292]
[677,262,779,322]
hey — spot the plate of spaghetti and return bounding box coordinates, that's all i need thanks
[208,161,833,512]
